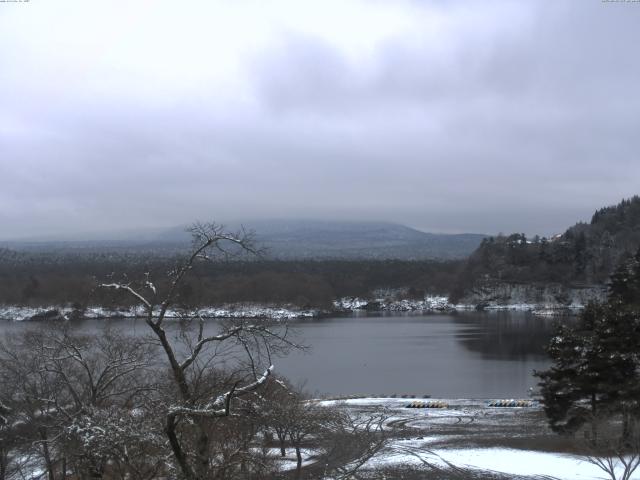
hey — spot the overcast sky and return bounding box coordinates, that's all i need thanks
[1,0,639,240]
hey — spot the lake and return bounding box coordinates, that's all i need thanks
[0,311,559,398]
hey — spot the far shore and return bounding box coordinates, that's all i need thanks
[0,297,585,322]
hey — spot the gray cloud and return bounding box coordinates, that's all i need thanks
[1,0,639,240]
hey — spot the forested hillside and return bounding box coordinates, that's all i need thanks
[4,198,639,309]
[451,196,640,301]
[0,251,461,309]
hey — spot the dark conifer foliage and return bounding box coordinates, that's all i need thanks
[0,255,462,308]
[536,248,640,436]
[452,196,640,301]
[609,248,640,310]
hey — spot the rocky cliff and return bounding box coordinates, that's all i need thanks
[457,279,607,310]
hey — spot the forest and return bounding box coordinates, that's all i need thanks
[2,197,640,311]
[0,254,461,309]
[449,196,640,301]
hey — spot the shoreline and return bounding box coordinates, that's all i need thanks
[0,297,585,322]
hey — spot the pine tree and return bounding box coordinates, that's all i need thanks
[536,304,631,435]
[537,248,640,437]
[609,248,640,310]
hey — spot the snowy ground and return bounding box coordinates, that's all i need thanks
[320,397,640,480]
[259,448,319,472]
[370,446,636,479]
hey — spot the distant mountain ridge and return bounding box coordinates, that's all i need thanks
[2,220,487,260]
[242,220,486,260]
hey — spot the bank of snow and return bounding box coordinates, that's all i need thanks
[333,295,584,315]
[0,304,319,322]
[1,288,593,321]
[333,295,459,312]
[332,282,607,315]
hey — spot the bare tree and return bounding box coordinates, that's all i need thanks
[64,405,167,480]
[260,376,298,458]
[321,406,392,480]
[0,325,158,480]
[101,222,299,480]
[0,399,14,480]
[287,401,334,478]
[0,327,69,480]
[583,415,640,480]
[261,380,333,478]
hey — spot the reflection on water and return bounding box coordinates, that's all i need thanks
[451,311,561,360]
[276,312,564,398]
[0,311,567,398]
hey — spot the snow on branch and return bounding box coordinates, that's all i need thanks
[0,400,11,426]
[144,272,157,295]
[168,365,274,419]
[100,283,152,310]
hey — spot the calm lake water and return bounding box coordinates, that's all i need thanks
[0,311,559,398]
[278,311,557,398]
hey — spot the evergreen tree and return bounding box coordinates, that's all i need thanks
[609,248,640,310]
[536,304,633,435]
[537,248,640,437]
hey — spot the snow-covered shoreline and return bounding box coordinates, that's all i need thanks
[0,296,585,322]
[0,304,320,322]
[333,296,584,316]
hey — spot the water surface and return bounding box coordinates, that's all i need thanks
[0,311,559,398]
[277,311,556,398]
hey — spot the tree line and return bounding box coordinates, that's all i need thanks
[0,255,461,309]
[3,196,640,310]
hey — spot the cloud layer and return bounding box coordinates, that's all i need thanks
[1,0,639,239]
